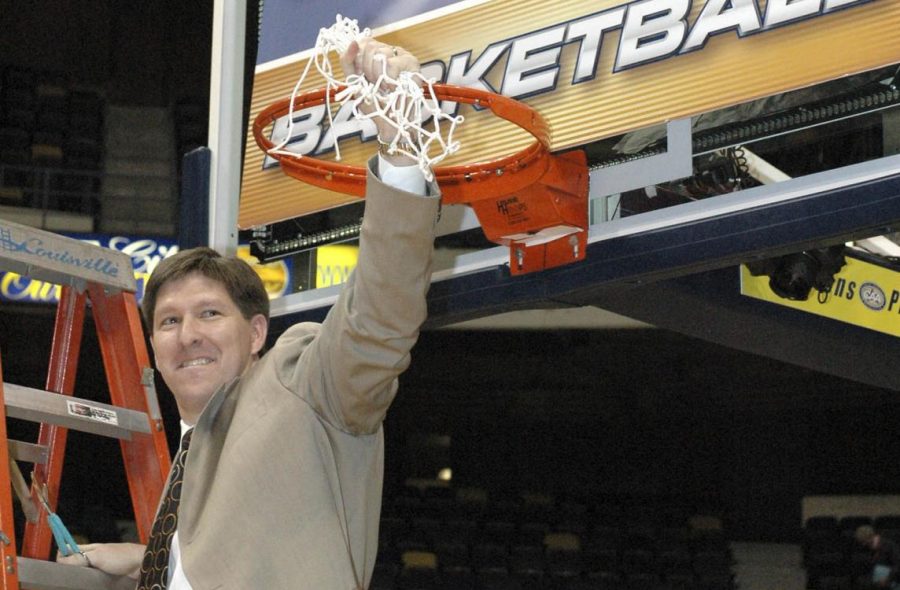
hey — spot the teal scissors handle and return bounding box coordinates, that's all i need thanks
[48,512,80,556]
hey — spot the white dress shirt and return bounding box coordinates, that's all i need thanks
[167,155,426,589]
[168,420,193,589]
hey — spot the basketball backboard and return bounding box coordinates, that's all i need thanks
[213,0,900,370]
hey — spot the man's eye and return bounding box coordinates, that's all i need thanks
[159,317,177,327]
[200,309,220,318]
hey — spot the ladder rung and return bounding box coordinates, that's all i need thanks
[8,440,49,464]
[3,383,151,440]
[0,218,136,292]
[18,557,135,590]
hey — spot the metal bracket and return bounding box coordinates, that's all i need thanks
[141,368,164,432]
[589,118,694,219]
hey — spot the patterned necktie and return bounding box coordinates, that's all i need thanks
[138,428,193,589]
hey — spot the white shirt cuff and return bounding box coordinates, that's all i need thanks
[377,154,427,196]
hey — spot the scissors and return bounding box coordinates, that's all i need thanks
[32,475,82,558]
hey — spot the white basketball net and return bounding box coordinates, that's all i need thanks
[267,15,463,181]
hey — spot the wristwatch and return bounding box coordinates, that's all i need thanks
[377,136,416,157]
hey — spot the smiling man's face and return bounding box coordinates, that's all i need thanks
[150,272,267,424]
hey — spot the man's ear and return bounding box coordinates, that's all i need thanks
[249,314,268,356]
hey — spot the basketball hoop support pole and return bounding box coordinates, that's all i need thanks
[207,0,246,255]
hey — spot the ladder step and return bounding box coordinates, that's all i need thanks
[3,383,151,440]
[18,557,135,590]
[0,218,136,293]
[8,440,49,464]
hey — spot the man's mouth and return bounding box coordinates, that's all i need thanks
[180,358,214,369]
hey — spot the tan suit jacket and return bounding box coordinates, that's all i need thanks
[174,158,440,589]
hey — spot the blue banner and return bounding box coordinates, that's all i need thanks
[0,235,292,305]
[0,234,179,304]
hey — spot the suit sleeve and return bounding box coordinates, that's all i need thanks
[272,156,440,434]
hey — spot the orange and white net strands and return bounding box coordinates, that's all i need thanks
[267,15,463,181]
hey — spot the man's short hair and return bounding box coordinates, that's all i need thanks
[855,524,876,546]
[142,247,270,331]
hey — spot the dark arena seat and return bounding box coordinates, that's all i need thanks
[374,484,736,590]
[801,512,900,590]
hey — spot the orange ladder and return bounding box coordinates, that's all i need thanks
[0,218,171,589]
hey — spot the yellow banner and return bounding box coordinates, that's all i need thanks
[236,246,291,298]
[240,0,900,228]
[740,257,900,337]
[315,245,359,289]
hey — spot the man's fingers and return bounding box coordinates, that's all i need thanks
[362,39,381,80]
[56,551,86,567]
[345,37,422,80]
[387,54,420,82]
[341,40,361,77]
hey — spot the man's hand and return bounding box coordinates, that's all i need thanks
[56,542,145,579]
[340,38,421,165]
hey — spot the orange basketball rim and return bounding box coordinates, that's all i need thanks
[253,83,589,275]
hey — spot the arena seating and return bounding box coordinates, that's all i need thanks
[0,65,103,214]
[802,514,900,590]
[372,484,735,590]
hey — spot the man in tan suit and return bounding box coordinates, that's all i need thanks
[60,37,439,589]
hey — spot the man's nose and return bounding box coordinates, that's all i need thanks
[179,316,203,346]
